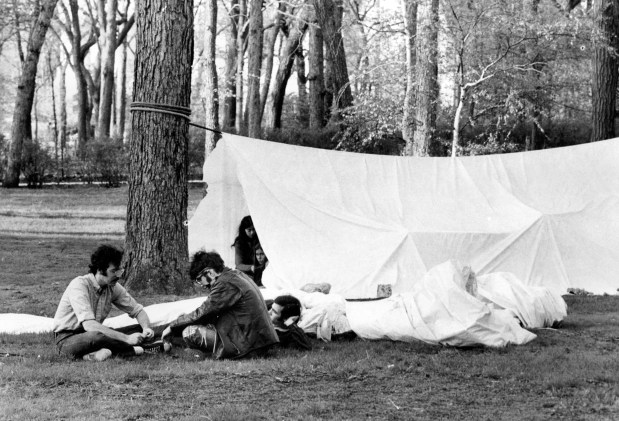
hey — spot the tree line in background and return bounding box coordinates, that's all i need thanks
[0,0,617,189]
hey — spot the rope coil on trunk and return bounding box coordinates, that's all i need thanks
[129,102,222,134]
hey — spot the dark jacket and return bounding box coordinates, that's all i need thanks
[234,238,258,277]
[169,267,278,359]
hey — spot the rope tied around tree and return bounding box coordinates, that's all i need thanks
[129,102,222,134]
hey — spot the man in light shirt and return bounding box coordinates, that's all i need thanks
[53,245,154,362]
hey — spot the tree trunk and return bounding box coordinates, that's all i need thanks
[115,24,129,141]
[68,0,90,154]
[590,0,619,142]
[204,0,220,158]
[295,50,308,125]
[401,0,418,156]
[412,0,439,157]
[124,0,193,294]
[59,60,67,174]
[308,9,325,129]
[48,50,59,171]
[222,0,239,131]
[311,0,353,120]
[265,5,309,129]
[235,0,247,134]
[3,0,58,188]
[247,0,263,138]
[259,1,284,121]
[96,0,118,139]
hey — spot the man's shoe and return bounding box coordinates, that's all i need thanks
[142,339,172,354]
[133,346,144,356]
[83,348,112,362]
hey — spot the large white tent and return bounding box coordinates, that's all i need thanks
[188,134,619,298]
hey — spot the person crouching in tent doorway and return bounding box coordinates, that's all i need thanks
[160,250,279,359]
[52,245,155,362]
[253,243,268,287]
[232,215,259,280]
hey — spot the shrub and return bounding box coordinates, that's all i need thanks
[81,138,128,187]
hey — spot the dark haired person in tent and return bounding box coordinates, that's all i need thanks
[52,245,155,362]
[267,295,312,351]
[160,250,278,359]
[232,215,259,280]
[252,242,268,287]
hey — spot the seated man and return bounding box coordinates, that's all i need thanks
[161,250,278,359]
[268,295,312,351]
[53,245,154,362]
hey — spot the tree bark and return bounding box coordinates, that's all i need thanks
[401,0,418,155]
[3,0,58,188]
[96,0,118,139]
[235,0,247,134]
[259,1,284,121]
[265,5,309,129]
[222,0,239,131]
[48,49,59,169]
[246,0,263,138]
[590,0,619,142]
[59,60,67,176]
[124,0,193,293]
[204,0,220,158]
[295,50,308,125]
[311,0,353,120]
[115,23,129,141]
[308,9,325,129]
[412,0,439,157]
[67,0,92,154]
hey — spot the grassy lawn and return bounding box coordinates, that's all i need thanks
[1,185,619,420]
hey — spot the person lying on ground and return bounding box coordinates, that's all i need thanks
[231,215,259,279]
[160,250,278,359]
[52,245,155,362]
[252,242,268,287]
[268,295,312,351]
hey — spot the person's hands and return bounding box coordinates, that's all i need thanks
[141,328,155,341]
[126,332,144,346]
[161,326,172,341]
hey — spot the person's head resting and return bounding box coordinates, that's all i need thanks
[190,250,225,283]
[89,245,123,275]
[254,243,267,265]
[270,295,302,324]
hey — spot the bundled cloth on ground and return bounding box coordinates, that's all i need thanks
[189,134,619,297]
[0,264,566,348]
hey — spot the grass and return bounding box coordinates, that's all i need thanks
[1,185,619,420]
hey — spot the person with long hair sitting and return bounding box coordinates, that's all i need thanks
[232,215,259,279]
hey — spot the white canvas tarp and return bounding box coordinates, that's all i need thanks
[189,134,619,298]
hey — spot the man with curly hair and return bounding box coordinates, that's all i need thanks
[161,250,278,359]
[53,245,154,362]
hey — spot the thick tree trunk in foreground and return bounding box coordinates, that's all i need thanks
[124,0,193,293]
[204,0,220,158]
[590,0,619,142]
[401,0,418,156]
[3,0,58,188]
[412,0,439,156]
[312,0,353,120]
[246,0,263,138]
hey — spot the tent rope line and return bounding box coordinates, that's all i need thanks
[129,102,222,134]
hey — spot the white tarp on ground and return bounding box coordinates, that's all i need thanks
[0,264,565,347]
[189,134,619,297]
